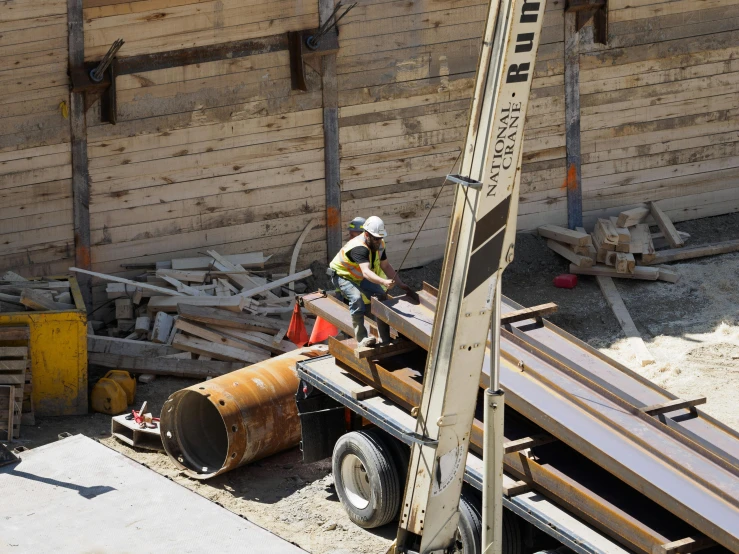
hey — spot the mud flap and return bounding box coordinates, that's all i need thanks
[296,380,346,463]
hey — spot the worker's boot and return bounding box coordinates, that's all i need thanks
[377,320,392,344]
[352,314,376,347]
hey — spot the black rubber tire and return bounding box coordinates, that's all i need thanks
[456,493,482,554]
[366,428,410,489]
[502,511,523,554]
[332,430,401,528]
[455,495,522,554]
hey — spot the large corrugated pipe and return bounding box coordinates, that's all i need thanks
[160,345,328,479]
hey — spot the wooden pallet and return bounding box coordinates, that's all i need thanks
[0,385,16,441]
[0,337,29,439]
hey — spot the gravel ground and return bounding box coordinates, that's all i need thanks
[8,211,739,554]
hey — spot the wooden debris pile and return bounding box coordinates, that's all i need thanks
[74,250,315,383]
[0,271,75,312]
[539,202,690,284]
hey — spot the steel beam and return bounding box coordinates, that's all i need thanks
[365,294,739,551]
[326,337,680,554]
[303,292,739,551]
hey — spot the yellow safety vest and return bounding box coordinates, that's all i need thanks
[330,235,386,284]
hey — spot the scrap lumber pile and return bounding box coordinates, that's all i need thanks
[0,271,74,312]
[539,202,688,284]
[74,250,314,382]
[0,326,31,440]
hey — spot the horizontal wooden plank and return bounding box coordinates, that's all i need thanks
[90,165,325,214]
[91,195,324,246]
[85,13,317,59]
[91,134,322,190]
[91,180,322,233]
[1,0,67,24]
[610,0,734,24]
[87,335,180,357]
[88,104,323,157]
[88,351,242,378]
[640,238,739,265]
[93,223,325,273]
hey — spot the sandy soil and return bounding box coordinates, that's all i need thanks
[8,212,739,554]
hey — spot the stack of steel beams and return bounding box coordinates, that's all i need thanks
[301,289,739,553]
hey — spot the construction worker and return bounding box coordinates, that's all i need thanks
[329,216,413,347]
[347,216,365,239]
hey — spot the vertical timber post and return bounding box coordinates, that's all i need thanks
[67,0,93,311]
[319,0,342,260]
[564,11,583,230]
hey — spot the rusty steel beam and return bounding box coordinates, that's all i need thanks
[307,287,739,473]
[503,307,739,470]
[366,294,739,551]
[115,34,288,75]
[404,284,739,472]
[304,291,739,550]
[327,336,679,554]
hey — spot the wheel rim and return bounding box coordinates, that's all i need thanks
[340,453,371,510]
[453,527,464,553]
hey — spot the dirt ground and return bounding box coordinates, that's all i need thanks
[8,212,739,553]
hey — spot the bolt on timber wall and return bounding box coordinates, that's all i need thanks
[0,0,74,277]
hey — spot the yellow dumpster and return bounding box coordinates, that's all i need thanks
[0,276,87,416]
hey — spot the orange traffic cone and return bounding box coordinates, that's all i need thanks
[309,316,339,345]
[287,302,309,347]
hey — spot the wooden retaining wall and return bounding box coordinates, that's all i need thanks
[0,0,74,277]
[0,0,737,289]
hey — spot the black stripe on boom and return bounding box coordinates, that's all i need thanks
[472,196,511,251]
[464,227,506,296]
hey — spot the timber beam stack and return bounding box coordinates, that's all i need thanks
[75,250,314,382]
[539,201,691,284]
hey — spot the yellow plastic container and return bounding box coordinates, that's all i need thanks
[104,370,136,404]
[91,377,128,415]
[0,276,87,416]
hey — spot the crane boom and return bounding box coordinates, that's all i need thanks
[392,0,546,552]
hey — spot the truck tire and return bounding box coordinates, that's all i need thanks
[455,496,522,554]
[502,511,523,554]
[366,428,410,487]
[455,494,482,554]
[332,430,400,528]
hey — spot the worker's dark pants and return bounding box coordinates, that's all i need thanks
[330,274,385,316]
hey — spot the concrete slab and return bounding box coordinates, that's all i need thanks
[0,434,305,553]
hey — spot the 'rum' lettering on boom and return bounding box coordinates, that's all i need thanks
[505,0,542,84]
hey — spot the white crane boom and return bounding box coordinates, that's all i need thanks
[391,0,546,552]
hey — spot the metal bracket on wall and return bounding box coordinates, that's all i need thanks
[70,39,122,124]
[70,61,118,124]
[565,0,608,44]
[288,27,340,91]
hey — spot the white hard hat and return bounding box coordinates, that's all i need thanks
[363,216,387,238]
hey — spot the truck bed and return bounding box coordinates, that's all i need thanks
[298,354,630,554]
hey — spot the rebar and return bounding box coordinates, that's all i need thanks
[90,39,124,82]
[306,1,357,50]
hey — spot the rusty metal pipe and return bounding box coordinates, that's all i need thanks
[160,346,328,479]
